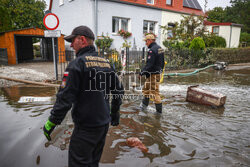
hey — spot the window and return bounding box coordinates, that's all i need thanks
[166,0,172,5]
[167,23,175,38]
[143,20,157,34]
[212,26,219,35]
[147,0,154,5]
[112,17,129,33]
[59,0,64,6]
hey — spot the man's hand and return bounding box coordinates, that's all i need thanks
[110,112,120,126]
[43,120,56,141]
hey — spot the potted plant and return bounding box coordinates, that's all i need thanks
[118,29,132,39]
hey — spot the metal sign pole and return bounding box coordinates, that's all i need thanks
[43,12,60,81]
[52,37,58,80]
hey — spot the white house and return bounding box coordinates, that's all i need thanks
[204,21,242,48]
[49,0,203,49]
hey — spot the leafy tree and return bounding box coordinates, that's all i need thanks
[0,0,46,32]
[224,0,250,33]
[0,4,12,32]
[206,7,226,23]
[240,32,250,46]
[207,0,250,33]
[161,14,207,45]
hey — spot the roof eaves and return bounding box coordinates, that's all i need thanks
[48,0,203,16]
[0,27,45,34]
[105,0,202,15]
[204,21,243,27]
[231,23,244,27]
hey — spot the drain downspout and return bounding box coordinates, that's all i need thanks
[94,0,98,40]
[229,24,232,48]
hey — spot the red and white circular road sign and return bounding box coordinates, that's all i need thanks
[43,13,59,30]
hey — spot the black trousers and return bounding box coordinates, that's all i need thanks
[69,124,109,167]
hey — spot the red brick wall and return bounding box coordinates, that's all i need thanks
[120,0,203,15]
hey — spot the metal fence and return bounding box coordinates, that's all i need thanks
[56,47,213,80]
[55,48,147,80]
[124,47,146,73]
[98,47,146,73]
[56,49,75,80]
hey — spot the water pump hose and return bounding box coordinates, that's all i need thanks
[163,64,216,77]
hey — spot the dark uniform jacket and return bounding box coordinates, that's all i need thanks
[140,42,164,77]
[49,45,124,128]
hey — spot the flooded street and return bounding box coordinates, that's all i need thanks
[0,66,250,167]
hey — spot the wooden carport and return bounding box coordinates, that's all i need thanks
[0,27,65,65]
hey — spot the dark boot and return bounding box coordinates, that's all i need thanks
[140,97,149,111]
[155,103,162,113]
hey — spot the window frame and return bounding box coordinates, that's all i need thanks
[212,26,219,35]
[59,0,64,6]
[146,0,154,5]
[143,20,157,35]
[166,0,172,6]
[112,17,130,34]
[166,23,175,39]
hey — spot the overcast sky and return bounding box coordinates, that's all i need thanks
[45,0,232,11]
[197,0,231,11]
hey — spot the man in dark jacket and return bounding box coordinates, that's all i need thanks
[139,34,164,113]
[43,25,124,167]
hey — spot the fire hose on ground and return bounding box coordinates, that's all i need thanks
[160,62,227,82]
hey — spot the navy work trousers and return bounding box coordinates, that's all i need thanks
[69,124,109,167]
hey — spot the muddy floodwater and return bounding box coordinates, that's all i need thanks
[0,65,250,167]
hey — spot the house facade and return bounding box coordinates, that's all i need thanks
[49,0,203,49]
[97,0,162,49]
[204,21,242,48]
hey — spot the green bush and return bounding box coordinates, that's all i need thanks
[197,48,216,67]
[162,40,190,49]
[95,33,113,52]
[203,34,226,48]
[108,50,122,71]
[214,36,226,48]
[33,45,41,57]
[240,32,250,47]
[109,58,122,71]
[203,35,216,47]
[164,47,215,69]
[33,45,40,52]
[189,37,205,50]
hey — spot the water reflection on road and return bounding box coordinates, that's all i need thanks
[0,66,250,167]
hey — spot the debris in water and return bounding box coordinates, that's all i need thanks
[144,123,154,128]
[44,142,51,148]
[48,124,73,150]
[60,144,66,150]
[36,155,40,165]
[126,137,148,153]
[18,96,52,103]
[186,85,226,107]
